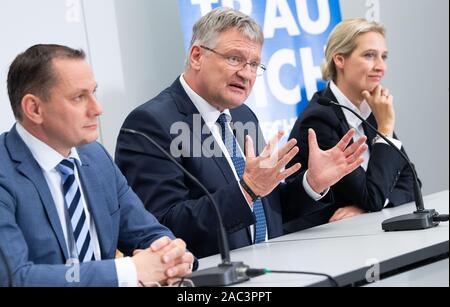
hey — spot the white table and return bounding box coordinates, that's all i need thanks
[365,259,449,287]
[196,191,449,287]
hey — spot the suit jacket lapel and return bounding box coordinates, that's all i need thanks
[76,156,113,259]
[170,79,256,242]
[323,87,354,140]
[6,127,69,260]
[171,78,236,184]
[322,86,379,150]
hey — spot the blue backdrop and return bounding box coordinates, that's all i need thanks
[178,0,341,138]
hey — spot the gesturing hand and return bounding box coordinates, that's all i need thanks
[243,131,301,199]
[306,129,368,194]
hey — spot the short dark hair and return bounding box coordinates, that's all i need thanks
[7,44,86,121]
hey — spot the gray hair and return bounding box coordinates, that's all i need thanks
[322,18,386,82]
[186,7,263,67]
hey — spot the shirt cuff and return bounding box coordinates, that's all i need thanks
[375,136,402,150]
[303,170,329,201]
[115,257,138,287]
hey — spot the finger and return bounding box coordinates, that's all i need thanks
[277,163,301,182]
[276,146,299,170]
[383,88,390,98]
[374,84,382,98]
[329,210,341,223]
[343,135,367,158]
[150,236,172,252]
[362,90,371,102]
[276,138,298,161]
[263,140,296,170]
[262,131,284,158]
[330,208,344,221]
[245,135,256,159]
[388,94,394,104]
[308,128,319,154]
[345,157,365,174]
[166,262,192,278]
[339,211,359,221]
[181,252,195,266]
[346,143,368,164]
[331,214,345,222]
[162,247,184,264]
[162,241,187,264]
[336,129,356,151]
[133,249,144,256]
[163,238,186,258]
[168,252,195,269]
[172,238,187,250]
[343,212,357,219]
[331,209,347,222]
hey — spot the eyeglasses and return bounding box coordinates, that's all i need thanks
[200,45,266,76]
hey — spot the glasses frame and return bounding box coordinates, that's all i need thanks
[200,45,266,76]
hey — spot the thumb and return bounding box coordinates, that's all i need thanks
[362,90,371,101]
[245,135,256,158]
[308,128,319,155]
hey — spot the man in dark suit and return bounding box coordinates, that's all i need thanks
[115,8,368,258]
[0,44,193,287]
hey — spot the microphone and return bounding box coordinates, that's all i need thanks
[317,97,448,231]
[120,128,250,286]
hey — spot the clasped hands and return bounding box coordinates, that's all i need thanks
[132,236,194,287]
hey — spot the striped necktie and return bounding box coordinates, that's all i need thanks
[56,159,95,262]
[216,114,267,244]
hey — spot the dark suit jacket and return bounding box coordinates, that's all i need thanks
[0,126,175,286]
[115,78,323,258]
[287,87,416,224]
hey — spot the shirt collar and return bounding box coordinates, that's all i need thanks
[179,74,232,125]
[329,81,372,129]
[16,123,81,172]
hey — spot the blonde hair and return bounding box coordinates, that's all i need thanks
[322,18,386,82]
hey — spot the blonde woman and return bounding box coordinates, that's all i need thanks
[286,18,417,230]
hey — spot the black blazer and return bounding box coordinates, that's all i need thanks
[115,78,322,258]
[287,86,416,216]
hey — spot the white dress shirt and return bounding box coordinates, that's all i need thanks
[180,75,327,242]
[16,124,137,287]
[329,81,403,206]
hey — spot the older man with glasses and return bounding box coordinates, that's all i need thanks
[115,7,368,259]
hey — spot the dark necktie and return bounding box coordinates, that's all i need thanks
[216,114,267,243]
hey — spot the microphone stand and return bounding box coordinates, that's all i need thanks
[120,128,249,286]
[317,98,446,231]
